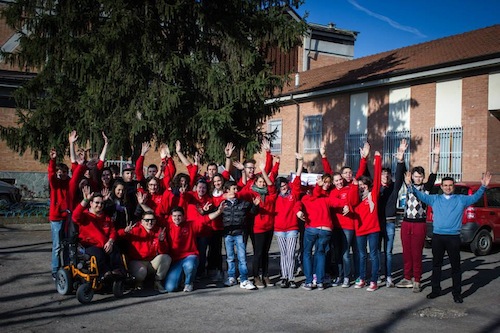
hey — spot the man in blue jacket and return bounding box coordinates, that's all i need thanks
[405,171,491,303]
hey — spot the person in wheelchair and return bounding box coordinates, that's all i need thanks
[118,210,172,293]
[73,185,125,279]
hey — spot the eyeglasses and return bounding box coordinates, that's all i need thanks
[143,218,156,223]
[245,167,255,170]
[92,201,104,205]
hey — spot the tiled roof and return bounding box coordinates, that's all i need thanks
[280,24,500,95]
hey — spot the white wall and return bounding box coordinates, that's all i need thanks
[349,92,368,134]
[388,87,410,131]
[436,79,462,127]
[489,72,500,110]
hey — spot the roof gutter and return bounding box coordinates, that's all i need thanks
[266,57,500,105]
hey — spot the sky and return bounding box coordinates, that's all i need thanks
[295,0,500,58]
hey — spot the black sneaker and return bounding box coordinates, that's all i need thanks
[426,292,441,299]
[289,280,298,289]
[453,294,463,303]
[280,279,289,288]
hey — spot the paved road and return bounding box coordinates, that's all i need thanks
[0,222,499,333]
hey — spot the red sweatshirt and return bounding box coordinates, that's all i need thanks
[166,215,213,261]
[329,184,360,230]
[354,155,382,236]
[118,224,169,261]
[72,203,117,248]
[301,193,347,230]
[274,176,303,232]
[48,159,86,220]
[239,184,277,233]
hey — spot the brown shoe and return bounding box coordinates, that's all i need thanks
[254,276,265,289]
[263,276,274,287]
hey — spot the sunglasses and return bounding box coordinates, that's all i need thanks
[143,218,156,223]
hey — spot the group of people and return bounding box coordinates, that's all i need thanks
[48,131,491,302]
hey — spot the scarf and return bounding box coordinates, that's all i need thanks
[252,184,268,202]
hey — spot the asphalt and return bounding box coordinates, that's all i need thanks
[0,221,499,333]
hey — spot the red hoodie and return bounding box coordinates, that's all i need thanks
[239,184,277,233]
[274,176,303,232]
[72,203,117,248]
[329,184,360,230]
[301,192,347,230]
[354,155,382,236]
[118,224,169,261]
[166,215,213,262]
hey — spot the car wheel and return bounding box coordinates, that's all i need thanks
[55,268,73,295]
[76,283,94,304]
[470,229,492,256]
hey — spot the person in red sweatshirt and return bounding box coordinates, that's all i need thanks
[164,205,223,292]
[274,153,305,289]
[72,186,124,278]
[353,151,382,292]
[48,147,86,280]
[118,211,172,293]
[300,177,349,291]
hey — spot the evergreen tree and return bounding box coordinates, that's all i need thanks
[0,0,305,162]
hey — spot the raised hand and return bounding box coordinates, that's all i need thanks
[175,140,181,153]
[396,139,408,162]
[49,148,57,159]
[141,142,151,156]
[482,171,492,187]
[102,132,108,145]
[136,191,148,205]
[225,142,235,158]
[68,130,78,144]
[194,151,201,165]
[124,219,136,233]
[158,227,166,241]
[261,138,270,152]
[319,146,326,158]
[82,185,93,201]
[101,188,111,201]
[404,171,412,185]
[232,161,244,171]
[160,144,170,159]
[432,139,441,156]
[360,142,370,159]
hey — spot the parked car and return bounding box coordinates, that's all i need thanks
[426,182,500,256]
[0,180,22,206]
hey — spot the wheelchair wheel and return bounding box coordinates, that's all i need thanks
[76,283,94,304]
[55,268,73,295]
[113,280,124,298]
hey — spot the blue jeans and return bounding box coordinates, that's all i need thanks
[51,220,64,274]
[340,228,355,279]
[165,255,199,292]
[303,228,331,284]
[224,234,249,282]
[357,232,380,283]
[380,222,396,278]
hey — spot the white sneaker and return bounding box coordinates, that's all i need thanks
[224,277,237,287]
[386,277,395,288]
[240,280,257,290]
[183,283,193,292]
[342,278,350,288]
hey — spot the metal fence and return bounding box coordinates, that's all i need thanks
[344,133,367,174]
[383,130,411,177]
[431,126,463,181]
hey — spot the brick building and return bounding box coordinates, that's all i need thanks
[261,25,500,183]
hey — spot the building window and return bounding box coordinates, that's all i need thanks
[344,133,367,174]
[431,126,463,181]
[383,130,411,177]
[304,115,322,153]
[268,119,282,153]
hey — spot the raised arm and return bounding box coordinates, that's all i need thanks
[431,139,440,175]
[68,130,78,164]
[320,146,332,174]
[355,142,370,179]
[175,140,191,167]
[262,139,273,174]
[259,161,273,186]
[99,132,109,163]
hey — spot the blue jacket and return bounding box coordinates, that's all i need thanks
[410,184,486,235]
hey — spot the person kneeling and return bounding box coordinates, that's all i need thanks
[118,212,171,293]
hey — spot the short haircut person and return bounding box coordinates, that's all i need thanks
[171,206,185,215]
[56,163,69,173]
[148,164,158,170]
[441,176,455,184]
[243,159,256,166]
[411,166,425,177]
[142,211,155,219]
[223,180,237,192]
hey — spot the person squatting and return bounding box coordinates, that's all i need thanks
[48,132,490,301]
